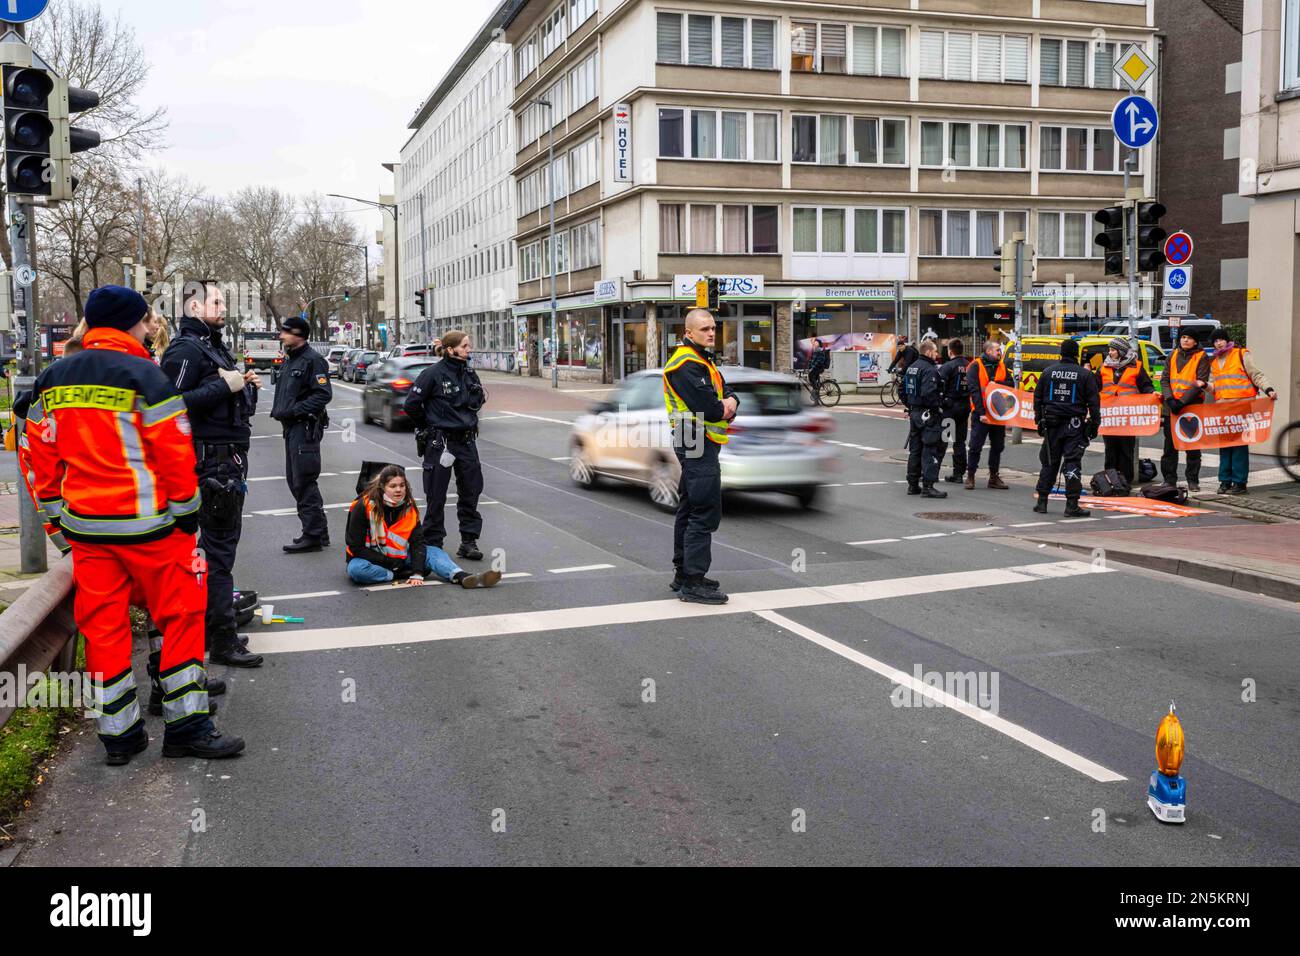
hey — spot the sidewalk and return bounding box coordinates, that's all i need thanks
[1015,522,1300,603]
[0,492,59,600]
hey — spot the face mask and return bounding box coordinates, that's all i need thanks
[383,492,404,508]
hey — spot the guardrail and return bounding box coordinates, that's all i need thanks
[0,557,77,730]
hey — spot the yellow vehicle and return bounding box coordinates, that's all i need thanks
[1008,335,1167,392]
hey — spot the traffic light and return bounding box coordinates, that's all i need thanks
[695,276,720,311]
[1094,205,1126,277]
[131,263,156,295]
[342,288,352,304]
[48,78,102,201]
[994,241,1017,295]
[1135,201,1168,273]
[2,65,55,196]
[415,289,427,317]
[993,234,1032,295]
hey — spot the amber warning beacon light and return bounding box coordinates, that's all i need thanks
[1147,702,1187,824]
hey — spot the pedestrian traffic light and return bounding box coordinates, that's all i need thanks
[415,290,427,317]
[994,241,1017,295]
[48,78,102,201]
[1135,201,1168,273]
[1,64,55,196]
[1094,205,1126,277]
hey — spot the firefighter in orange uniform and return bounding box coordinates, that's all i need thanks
[25,286,244,765]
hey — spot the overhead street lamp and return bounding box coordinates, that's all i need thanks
[328,193,399,345]
[530,97,559,388]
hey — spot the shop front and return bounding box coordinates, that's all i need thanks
[788,286,900,370]
[513,290,607,383]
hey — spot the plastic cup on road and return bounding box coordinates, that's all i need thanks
[261,604,274,625]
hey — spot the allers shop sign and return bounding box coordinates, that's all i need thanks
[672,275,765,299]
[613,103,632,183]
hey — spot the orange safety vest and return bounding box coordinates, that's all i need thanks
[347,497,419,562]
[1101,363,1142,400]
[970,357,1011,413]
[1208,347,1257,402]
[1167,349,1202,402]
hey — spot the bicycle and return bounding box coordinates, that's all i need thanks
[1278,418,1300,482]
[796,369,842,408]
[879,372,902,409]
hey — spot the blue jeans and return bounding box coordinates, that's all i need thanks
[347,546,463,585]
[1218,445,1250,486]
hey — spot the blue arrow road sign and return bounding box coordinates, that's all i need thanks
[1112,95,1158,149]
[1,0,50,24]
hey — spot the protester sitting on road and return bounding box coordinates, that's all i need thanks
[345,465,501,589]
[1097,337,1154,486]
[1208,329,1277,496]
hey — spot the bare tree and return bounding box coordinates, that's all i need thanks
[287,196,367,340]
[38,167,137,319]
[225,186,296,325]
[139,169,206,286]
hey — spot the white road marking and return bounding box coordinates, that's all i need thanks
[248,560,1109,657]
[1060,517,1100,523]
[754,610,1126,783]
[501,572,533,579]
[363,581,445,591]
[247,473,338,483]
[903,533,948,540]
[957,527,1001,534]
[499,410,575,426]
[332,382,365,394]
[1106,514,1142,520]
[848,481,890,486]
[848,538,901,545]
[548,563,616,574]
[1010,521,1053,528]
[261,591,342,601]
[550,456,571,461]
[828,440,883,451]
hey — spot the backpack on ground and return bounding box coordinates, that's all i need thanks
[1142,482,1188,505]
[1090,468,1130,497]
[1138,458,1157,484]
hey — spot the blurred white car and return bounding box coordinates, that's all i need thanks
[568,366,838,510]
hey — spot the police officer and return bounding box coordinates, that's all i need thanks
[903,339,947,499]
[271,316,333,552]
[664,309,738,605]
[1033,338,1101,517]
[404,328,487,561]
[161,280,263,668]
[937,338,971,483]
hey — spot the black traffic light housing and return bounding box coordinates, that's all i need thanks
[415,289,427,317]
[2,65,55,196]
[1135,201,1168,273]
[343,288,352,304]
[1094,206,1126,277]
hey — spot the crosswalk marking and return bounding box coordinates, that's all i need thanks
[549,564,616,574]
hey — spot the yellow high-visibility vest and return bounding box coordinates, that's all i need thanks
[663,344,730,445]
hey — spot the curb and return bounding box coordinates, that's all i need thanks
[1022,537,1300,604]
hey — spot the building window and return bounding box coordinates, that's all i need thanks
[540,3,568,60]
[850,25,907,77]
[919,209,1027,257]
[794,206,907,256]
[516,36,538,78]
[657,12,778,69]
[1038,211,1100,259]
[793,113,906,166]
[568,0,596,31]
[920,30,1029,83]
[568,51,598,110]
[1287,0,1300,89]
[659,203,779,254]
[1039,125,1124,172]
[919,120,1027,170]
[1040,37,1121,89]
[659,107,779,161]
[569,136,599,191]
[570,219,601,271]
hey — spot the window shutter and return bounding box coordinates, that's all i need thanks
[1065,40,1087,86]
[1040,38,1061,85]
[881,29,905,77]
[688,14,713,66]
[946,32,972,80]
[821,23,847,63]
[1092,42,1114,89]
[852,25,877,76]
[656,13,681,65]
[751,20,775,69]
[920,31,944,79]
[1004,36,1029,82]
[976,35,1001,82]
[721,17,745,68]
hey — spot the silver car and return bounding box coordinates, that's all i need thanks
[568,367,839,510]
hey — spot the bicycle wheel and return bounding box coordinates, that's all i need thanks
[818,380,842,408]
[1278,421,1300,483]
[882,379,899,408]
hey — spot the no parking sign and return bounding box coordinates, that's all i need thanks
[1164,231,1193,266]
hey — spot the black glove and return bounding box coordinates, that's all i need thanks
[1087,421,1100,441]
[176,514,200,535]
[415,428,429,458]
[1165,398,1184,415]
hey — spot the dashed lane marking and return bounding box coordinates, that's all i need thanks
[828,440,883,451]
[847,538,901,545]
[548,563,616,574]
[261,590,343,601]
[499,410,576,426]
[755,610,1126,783]
[246,560,1111,658]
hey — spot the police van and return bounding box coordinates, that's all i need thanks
[1009,335,1167,392]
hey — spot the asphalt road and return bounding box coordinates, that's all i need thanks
[12,373,1300,866]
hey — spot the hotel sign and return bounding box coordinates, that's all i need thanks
[613,103,632,183]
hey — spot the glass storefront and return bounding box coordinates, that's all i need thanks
[918,302,1018,355]
[658,303,775,370]
[611,305,647,379]
[542,307,603,371]
[792,301,897,369]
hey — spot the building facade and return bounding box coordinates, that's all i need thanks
[375,190,399,337]
[503,0,1157,383]
[397,7,519,370]
[1156,0,1248,329]
[1240,0,1300,453]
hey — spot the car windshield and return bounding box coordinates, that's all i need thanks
[360,352,377,362]
[729,380,802,415]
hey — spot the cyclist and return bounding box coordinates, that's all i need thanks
[807,340,831,397]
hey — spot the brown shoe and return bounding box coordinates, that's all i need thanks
[963,473,975,490]
[987,473,1009,490]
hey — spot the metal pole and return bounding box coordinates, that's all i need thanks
[10,196,45,574]
[418,191,429,343]
[1125,148,1139,340]
[546,104,558,389]
[363,244,374,349]
[391,204,401,346]
[1011,234,1024,445]
[136,176,145,265]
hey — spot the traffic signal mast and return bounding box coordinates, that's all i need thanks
[1093,196,1167,337]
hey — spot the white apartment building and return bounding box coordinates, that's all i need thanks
[505,0,1158,383]
[397,9,519,370]
[375,190,398,334]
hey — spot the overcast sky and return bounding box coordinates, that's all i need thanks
[90,0,500,218]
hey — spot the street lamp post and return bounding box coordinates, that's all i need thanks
[328,193,399,345]
[324,239,375,349]
[532,97,559,388]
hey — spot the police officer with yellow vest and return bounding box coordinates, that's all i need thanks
[664,309,738,605]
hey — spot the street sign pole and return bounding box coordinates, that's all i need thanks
[1125,149,1140,340]
[1011,235,1025,445]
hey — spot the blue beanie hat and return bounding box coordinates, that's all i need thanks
[85,285,149,333]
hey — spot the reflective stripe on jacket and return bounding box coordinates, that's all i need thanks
[1167,350,1202,402]
[663,344,730,445]
[347,497,419,562]
[1101,363,1142,400]
[1209,347,1258,402]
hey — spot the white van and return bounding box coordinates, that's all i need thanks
[1098,317,1219,351]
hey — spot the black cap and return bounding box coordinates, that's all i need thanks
[281,316,310,339]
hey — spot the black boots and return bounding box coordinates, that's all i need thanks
[907,484,922,496]
[670,572,719,592]
[920,484,948,499]
[210,633,263,668]
[456,570,502,589]
[1063,498,1092,518]
[283,538,323,554]
[679,578,728,605]
[1033,494,1049,514]
[105,732,149,767]
[457,539,484,561]
[162,729,246,760]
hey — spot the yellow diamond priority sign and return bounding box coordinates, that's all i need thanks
[1114,43,1156,92]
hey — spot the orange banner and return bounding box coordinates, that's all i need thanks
[982,385,1037,429]
[1099,394,1162,437]
[1047,494,1214,518]
[1171,397,1274,451]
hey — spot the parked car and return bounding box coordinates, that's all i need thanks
[326,346,348,378]
[389,343,436,359]
[340,348,365,381]
[348,350,380,383]
[362,358,435,431]
[568,367,838,510]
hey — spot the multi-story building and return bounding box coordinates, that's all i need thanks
[397,6,519,370]
[1240,0,1300,453]
[375,189,399,336]
[1156,0,1248,330]
[503,0,1158,382]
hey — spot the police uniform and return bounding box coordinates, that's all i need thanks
[937,352,971,481]
[1033,339,1101,516]
[663,338,736,603]
[161,316,261,665]
[902,352,947,497]
[403,352,487,557]
[271,325,333,549]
